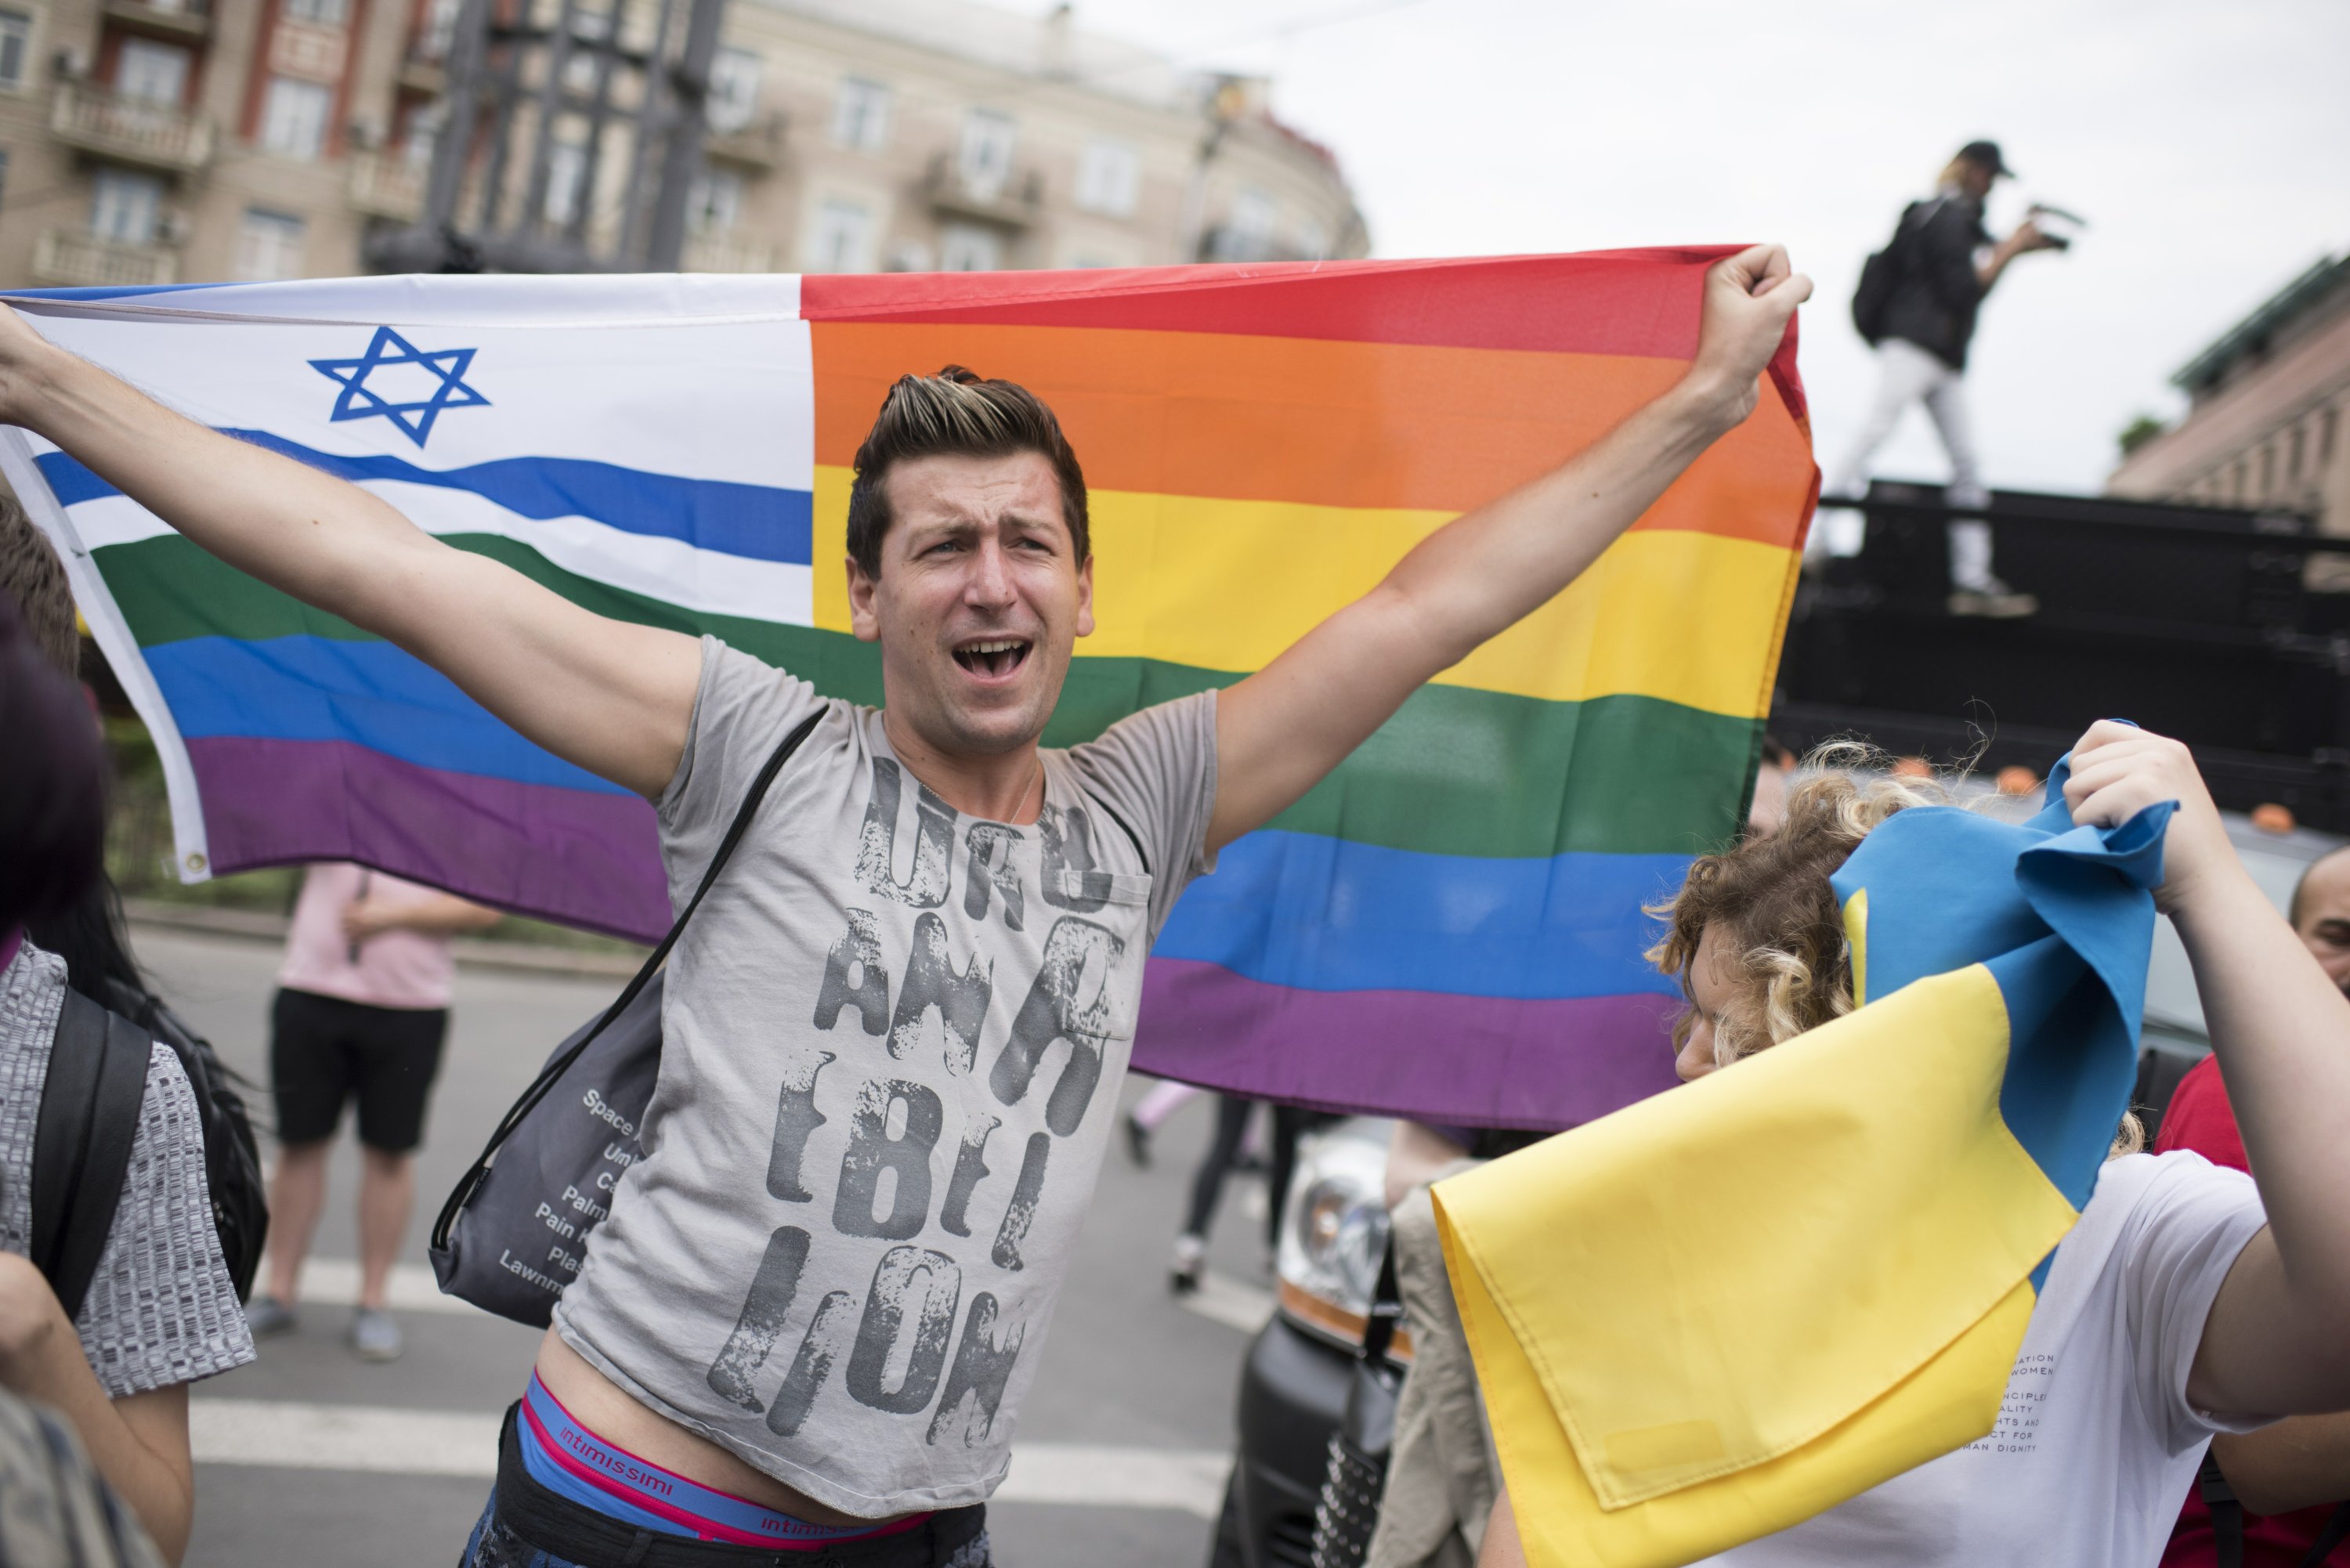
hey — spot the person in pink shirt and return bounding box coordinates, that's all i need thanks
[245,863,497,1361]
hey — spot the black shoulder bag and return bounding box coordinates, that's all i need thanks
[429,709,823,1326]
[1308,1238,1406,1568]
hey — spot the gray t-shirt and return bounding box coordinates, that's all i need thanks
[555,638,1219,1516]
[0,942,255,1397]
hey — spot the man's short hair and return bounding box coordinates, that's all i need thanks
[2289,844,2350,928]
[844,366,1090,580]
[0,493,80,678]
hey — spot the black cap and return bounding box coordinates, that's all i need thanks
[1956,139,2013,178]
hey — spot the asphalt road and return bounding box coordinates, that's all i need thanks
[138,925,1277,1568]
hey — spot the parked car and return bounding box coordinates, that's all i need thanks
[1206,806,2342,1568]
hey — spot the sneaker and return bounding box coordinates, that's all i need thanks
[1123,1111,1152,1169]
[1170,1233,1206,1295]
[244,1295,297,1336]
[351,1306,403,1363]
[1948,583,2038,619]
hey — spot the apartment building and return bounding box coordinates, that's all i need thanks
[2108,252,2350,535]
[0,0,1366,290]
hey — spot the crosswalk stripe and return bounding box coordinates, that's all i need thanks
[273,1258,1277,1339]
[190,1400,1229,1516]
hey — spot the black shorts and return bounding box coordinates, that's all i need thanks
[270,988,449,1153]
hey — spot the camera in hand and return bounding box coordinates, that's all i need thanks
[2026,203,2087,251]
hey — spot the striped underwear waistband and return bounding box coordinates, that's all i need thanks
[517,1371,929,1548]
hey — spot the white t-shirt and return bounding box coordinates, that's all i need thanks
[1700,1151,2271,1568]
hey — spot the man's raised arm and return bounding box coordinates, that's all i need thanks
[1206,245,1813,853]
[0,305,699,798]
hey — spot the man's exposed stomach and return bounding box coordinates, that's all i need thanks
[533,1328,898,1529]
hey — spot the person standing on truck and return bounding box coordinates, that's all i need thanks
[243,865,497,1363]
[1829,139,2062,618]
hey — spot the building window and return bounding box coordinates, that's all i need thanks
[806,197,873,273]
[91,168,163,244]
[938,222,1000,273]
[1228,189,1276,251]
[2289,422,2308,485]
[707,47,759,133]
[0,8,31,90]
[1295,217,1330,261]
[283,0,351,25]
[234,208,306,280]
[259,76,334,158]
[544,136,588,226]
[957,109,1014,198]
[2258,442,2276,500]
[117,38,191,106]
[688,169,741,235]
[0,150,11,214]
[1074,138,1138,217]
[2323,407,2340,468]
[831,77,888,152]
[418,0,463,59]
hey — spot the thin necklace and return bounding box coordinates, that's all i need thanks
[1017,757,1045,824]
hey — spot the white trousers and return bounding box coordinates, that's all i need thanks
[1827,338,1997,590]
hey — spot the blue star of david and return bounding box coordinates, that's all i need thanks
[308,326,490,448]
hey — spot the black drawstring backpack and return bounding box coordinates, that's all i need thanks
[430,709,822,1325]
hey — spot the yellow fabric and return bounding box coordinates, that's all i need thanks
[1432,963,2080,1566]
[811,466,1795,717]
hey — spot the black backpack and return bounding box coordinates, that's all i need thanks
[33,985,269,1322]
[1851,199,1932,346]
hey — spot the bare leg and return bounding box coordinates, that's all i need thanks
[356,1145,417,1312]
[266,1140,332,1304]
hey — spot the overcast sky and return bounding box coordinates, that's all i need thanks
[1065,0,2350,495]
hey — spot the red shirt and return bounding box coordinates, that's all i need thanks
[2155,1055,2350,1566]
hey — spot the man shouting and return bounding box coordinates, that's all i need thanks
[0,245,1809,1568]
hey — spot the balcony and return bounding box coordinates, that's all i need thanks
[101,0,211,40]
[922,152,1041,229]
[683,233,774,274]
[49,82,215,172]
[703,110,783,170]
[348,151,425,221]
[31,229,179,289]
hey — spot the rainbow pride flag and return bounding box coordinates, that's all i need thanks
[2,255,1813,1129]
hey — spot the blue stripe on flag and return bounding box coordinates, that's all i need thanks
[146,634,631,795]
[5,283,242,301]
[1156,833,1686,1001]
[34,432,812,565]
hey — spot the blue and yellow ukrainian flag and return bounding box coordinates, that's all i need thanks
[1432,757,2171,1566]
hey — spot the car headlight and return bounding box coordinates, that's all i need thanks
[1276,1124,1391,1321]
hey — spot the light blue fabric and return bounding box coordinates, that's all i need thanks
[1828,744,2173,1212]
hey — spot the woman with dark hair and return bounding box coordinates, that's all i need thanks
[0,595,255,1564]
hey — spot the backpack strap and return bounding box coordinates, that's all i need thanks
[2201,1448,2245,1568]
[2298,1501,2350,1568]
[32,991,154,1325]
[432,706,826,1254]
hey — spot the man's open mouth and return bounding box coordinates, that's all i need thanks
[953,638,1032,678]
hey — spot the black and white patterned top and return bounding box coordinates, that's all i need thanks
[0,941,255,1397]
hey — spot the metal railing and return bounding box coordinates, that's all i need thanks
[682,232,774,273]
[703,110,783,168]
[31,229,179,288]
[347,152,426,220]
[922,152,1041,227]
[49,81,215,170]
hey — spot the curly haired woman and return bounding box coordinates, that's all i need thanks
[1480,721,2350,1566]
